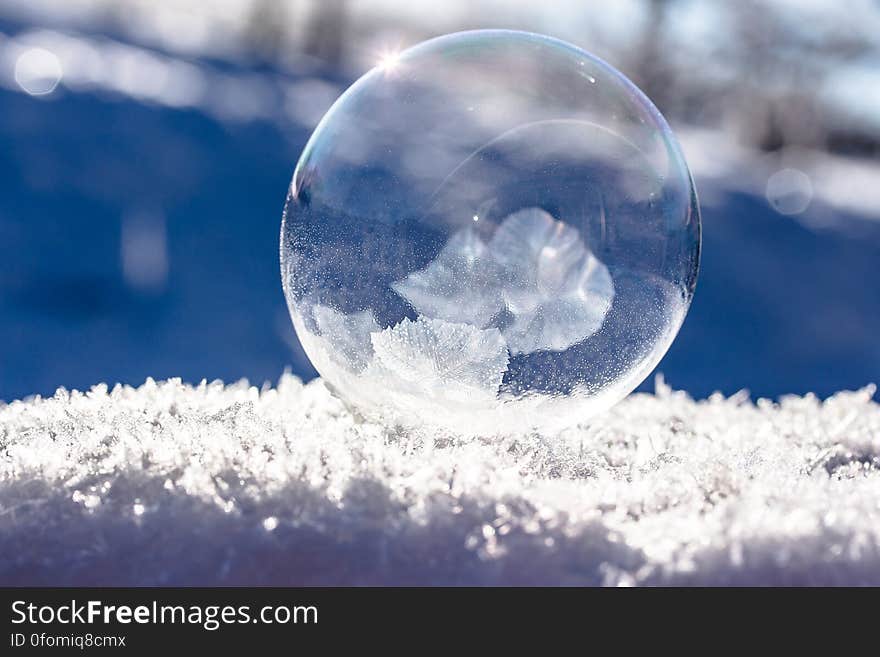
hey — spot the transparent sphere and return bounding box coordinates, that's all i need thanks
[281,30,700,433]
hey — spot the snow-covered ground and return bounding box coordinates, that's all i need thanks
[2,374,878,586]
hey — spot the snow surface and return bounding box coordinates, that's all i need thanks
[1,374,879,586]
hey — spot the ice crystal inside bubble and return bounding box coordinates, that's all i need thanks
[281,30,700,433]
[393,208,615,355]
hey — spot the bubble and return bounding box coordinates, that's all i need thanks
[281,30,700,433]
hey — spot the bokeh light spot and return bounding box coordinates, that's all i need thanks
[766,168,813,216]
[14,47,63,96]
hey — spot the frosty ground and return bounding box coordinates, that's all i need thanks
[1,374,878,586]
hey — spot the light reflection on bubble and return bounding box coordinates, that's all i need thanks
[14,46,63,95]
[377,49,401,72]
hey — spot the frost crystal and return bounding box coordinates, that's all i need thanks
[312,305,379,372]
[489,208,614,354]
[1,376,878,585]
[391,207,614,354]
[370,317,509,401]
[391,228,503,328]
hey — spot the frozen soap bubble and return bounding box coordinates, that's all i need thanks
[281,30,700,434]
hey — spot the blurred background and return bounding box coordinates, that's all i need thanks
[1,0,878,402]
